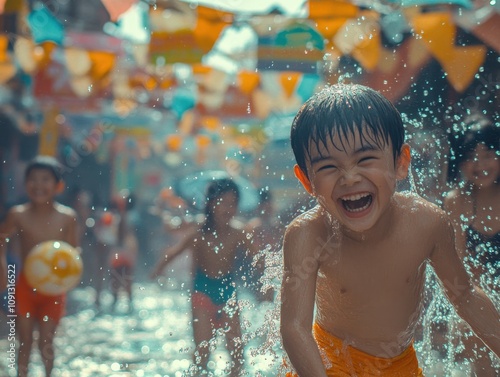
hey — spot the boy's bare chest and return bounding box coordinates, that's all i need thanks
[318,236,428,295]
[17,213,69,246]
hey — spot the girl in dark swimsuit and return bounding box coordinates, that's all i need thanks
[444,114,500,376]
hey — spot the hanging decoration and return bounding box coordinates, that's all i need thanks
[411,11,487,92]
[0,34,16,83]
[100,0,137,22]
[27,5,64,45]
[257,21,325,73]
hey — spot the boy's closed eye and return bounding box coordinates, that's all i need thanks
[358,156,377,163]
[316,164,337,172]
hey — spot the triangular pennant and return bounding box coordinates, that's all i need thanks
[100,0,137,22]
[443,46,487,92]
[308,0,358,40]
[193,6,233,53]
[27,6,64,45]
[411,12,455,64]
[412,11,486,92]
[238,71,260,95]
[280,72,301,98]
[362,37,431,103]
[88,51,116,81]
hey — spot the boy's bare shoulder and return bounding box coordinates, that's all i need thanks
[54,202,78,219]
[9,203,29,215]
[285,205,330,239]
[395,192,450,230]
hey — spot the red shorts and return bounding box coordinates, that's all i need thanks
[191,291,225,328]
[109,251,135,269]
[16,273,66,323]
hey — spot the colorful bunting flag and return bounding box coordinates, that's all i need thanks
[27,6,64,45]
[238,71,260,95]
[257,21,325,73]
[100,0,137,22]
[411,11,486,92]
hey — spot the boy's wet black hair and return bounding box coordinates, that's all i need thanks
[447,115,499,183]
[290,84,405,176]
[203,178,240,232]
[25,155,63,182]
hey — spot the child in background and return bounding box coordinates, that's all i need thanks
[444,115,500,376]
[109,190,139,312]
[151,178,256,376]
[281,84,500,376]
[0,155,78,377]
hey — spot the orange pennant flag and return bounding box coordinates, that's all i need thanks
[33,41,57,69]
[444,46,487,93]
[280,72,301,98]
[193,6,233,53]
[0,35,8,62]
[412,11,486,92]
[88,51,116,81]
[100,0,137,22]
[0,0,6,14]
[308,0,358,40]
[411,12,455,64]
[238,71,260,95]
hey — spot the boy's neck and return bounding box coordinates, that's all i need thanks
[29,201,56,212]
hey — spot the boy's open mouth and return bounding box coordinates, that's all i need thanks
[340,193,372,213]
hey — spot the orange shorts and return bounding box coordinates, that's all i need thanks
[16,273,66,323]
[286,323,424,377]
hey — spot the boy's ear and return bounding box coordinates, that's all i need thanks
[396,144,411,180]
[56,180,65,194]
[294,165,313,194]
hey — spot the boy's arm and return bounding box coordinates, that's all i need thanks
[150,230,195,279]
[430,215,500,358]
[66,211,80,250]
[280,222,328,377]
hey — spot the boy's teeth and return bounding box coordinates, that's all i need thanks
[341,193,372,212]
[342,193,369,201]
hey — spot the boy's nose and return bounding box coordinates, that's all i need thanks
[339,169,361,186]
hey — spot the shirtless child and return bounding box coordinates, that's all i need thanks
[151,178,256,376]
[280,84,500,376]
[0,156,78,377]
